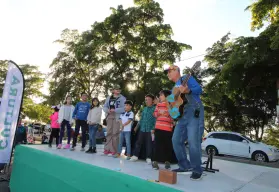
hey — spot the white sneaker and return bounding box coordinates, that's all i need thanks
[130,156,138,161]
[146,158,152,164]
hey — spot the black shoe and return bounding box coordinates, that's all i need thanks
[86,147,93,153]
[48,144,52,148]
[92,147,97,153]
[172,168,192,175]
[152,161,159,170]
[165,161,171,169]
[70,146,75,151]
[190,172,202,181]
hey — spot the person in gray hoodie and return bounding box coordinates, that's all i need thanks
[103,85,126,156]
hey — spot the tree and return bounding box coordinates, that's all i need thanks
[49,0,191,114]
[202,24,279,140]
[0,60,44,99]
[246,0,279,31]
[0,60,49,123]
[23,98,53,123]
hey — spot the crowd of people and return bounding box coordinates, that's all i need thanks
[47,65,204,181]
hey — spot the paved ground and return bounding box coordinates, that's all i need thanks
[0,180,9,192]
[0,168,11,192]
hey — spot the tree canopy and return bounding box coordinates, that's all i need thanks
[48,0,190,113]
[0,60,51,123]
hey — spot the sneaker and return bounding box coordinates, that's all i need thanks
[70,146,75,151]
[146,158,152,164]
[152,161,159,170]
[57,144,62,149]
[48,144,52,148]
[108,152,115,157]
[130,156,138,161]
[81,147,85,152]
[126,156,131,160]
[113,154,120,158]
[63,144,70,149]
[165,161,171,170]
[172,168,192,175]
[102,150,109,156]
[190,172,202,181]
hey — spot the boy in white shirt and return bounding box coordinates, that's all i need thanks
[114,100,134,160]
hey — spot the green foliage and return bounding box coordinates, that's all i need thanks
[48,0,190,114]
[23,98,53,123]
[0,60,49,123]
[262,127,279,148]
[246,0,279,31]
[202,20,279,140]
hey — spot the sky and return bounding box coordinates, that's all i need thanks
[0,0,261,95]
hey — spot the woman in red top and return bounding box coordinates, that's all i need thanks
[152,90,177,170]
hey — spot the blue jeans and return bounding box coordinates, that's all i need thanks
[172,104,204,174]
[89,124,98,148]
[59,120,72,144]
[118,131,131,156]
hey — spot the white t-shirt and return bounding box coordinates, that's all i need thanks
[119,111,134,132]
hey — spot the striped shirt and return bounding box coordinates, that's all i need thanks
[153,102,173,132]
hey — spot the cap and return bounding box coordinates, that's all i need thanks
[164,65,180,74]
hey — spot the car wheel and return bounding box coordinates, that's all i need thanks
[206,146,218,156]
[253,151,269,162]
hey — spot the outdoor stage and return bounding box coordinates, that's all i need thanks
[10,144,279,192]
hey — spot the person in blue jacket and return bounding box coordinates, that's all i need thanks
[71,92,90,151]
[165,65,204,181]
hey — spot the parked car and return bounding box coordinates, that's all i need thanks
[45,124,51,132]
[202,131,279,162]
[33,123,43,134]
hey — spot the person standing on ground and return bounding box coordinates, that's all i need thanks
[103,85,126,156]
[86,97,102,153]
[15,119,27,145]
[71,92,91,151]
[130,94,156,164]
[49,106,60,148]
[166,65,204,181]
[57,96,75,149]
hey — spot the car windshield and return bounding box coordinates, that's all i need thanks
[241,135,256,143]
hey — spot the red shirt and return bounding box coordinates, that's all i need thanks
[153,102,173,132]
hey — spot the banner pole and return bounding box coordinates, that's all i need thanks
[4,60,25,175]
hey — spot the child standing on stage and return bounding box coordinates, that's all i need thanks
[152,90,176,170]
[71,92,91,151]
[114,100,134,160]
[57,96,75,149]
[130,94,156,164]
[103,85,126,156]
[49,106,60,148]
[86,98,102,153]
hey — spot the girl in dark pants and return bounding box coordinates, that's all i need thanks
[57,96,75,149]
[49,106,60,148]
[86,98,102,153]
[152,90,177,170]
